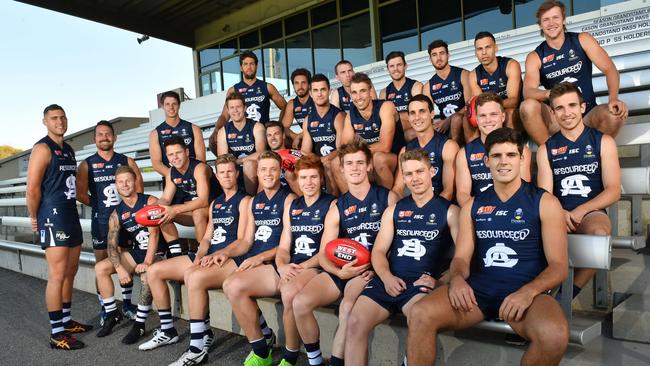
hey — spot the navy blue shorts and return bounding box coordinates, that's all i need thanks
[361,277,426,314]
[129,249,147,265]
[325,271,348,294]
[91,220,130,250]
[38,206,83,250]
[468,282,506,320]
[187,251,244,266]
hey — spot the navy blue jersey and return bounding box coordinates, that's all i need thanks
[467,182,547,298]
[545,126,603,211]
[385,78,417,113]
[225,119,257,159]
[249,187,292,257]
[350,100,385,145]
[464,138,493,196]
[389,195,451,279]
[337,185,390,252]
[337,86,352,112]
[209,191,248,254]
[406,133,448,194]
[115,193,152,253]
[307,105,341,157]
[475,56,519,100]
[170,158,220,203]
[535,32,596,112]
[293,96,315,127]
[289,193,336,264]
[429,66,466,118]
[156,119,197,167]
[85,152,129,221]
[234,79,271,123]
[36,136,78,210]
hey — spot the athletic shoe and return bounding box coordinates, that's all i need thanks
[278,359,295,366]
[243,349,272,366]
[168,348,208,366]
[97,311,123,337]
[99,308,108,327]
[122,324,146,344]
[49,333,85,350]
[203,329,215,351]
[265,329,276,348]
[64,320,93,333]
[138,328,179,351]
[122,303,138,321]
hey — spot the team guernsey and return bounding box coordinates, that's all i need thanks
[337,86,352,112]
[209,190,248,265]
[474,56,517,99]
[429,66,466,119]
[350,100,405,154]
[465,138,493,196]
[362,195,451,313]
[156,119,197,167]
[467,182,547,319]
[36,136,83,249]
[293,96,315,127]
[86,152,129,249]
[545,126,603,211]
[534,32,596,112]
[406,133,448,194]
[385,78,417,113]
[337,185,390,252]
[234,79,271,123]
[170,158,220,203]
[307,105,341,157]
[289,193,336,264]
[248,186,292,258]
[115,193,156,264]
[225,119,258,160]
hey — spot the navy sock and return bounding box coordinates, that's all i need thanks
[283,346,299,365]
[62,302,72,326]
[189,319,204,353]
[121,283,133,307]
[573,284,582,298]
[329,355,344,366]
[305,341,323,366]
[167,239,182,256]
[49,310,64,336]
[250,338,269,358]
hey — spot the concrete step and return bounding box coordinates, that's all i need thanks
[613,293,650,343]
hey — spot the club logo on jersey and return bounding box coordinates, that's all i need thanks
[511,208,525,224]
[135,230,149,251]
[184,138,192,146]
[476,206,496,215]
[569,49,577,59]
[442,104,458,118]
[55,231,70,241]
[470,152,484,161]
[543,54,555,63]
[92,163,105,169]
[122,211,131,220]
[585,145,593,155]
[64,175,77,200]
[292,209,303,216]
[450,81,458,90]
[429,213,436,223]
[102,184,120,208]
[344,205,357,216]
[398,238,427,261]
[483,243,518,268]
[370,203,380,216]
[254,225,273,242]
[398,210,413,218]
[480,78,489,86]
[211,226,227,245]
[560,174,592,197]
[294,235,317,257]
[551,146,568,155]
[246,104,262,122]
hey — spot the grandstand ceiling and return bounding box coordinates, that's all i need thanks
[16,0,263,47]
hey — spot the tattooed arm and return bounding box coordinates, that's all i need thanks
[108,210,131,284]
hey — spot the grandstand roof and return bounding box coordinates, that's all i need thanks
[16,0,259,47]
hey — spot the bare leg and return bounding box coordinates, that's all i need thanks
[279,268,319,351]
[372,152,397,189]
[574,211,611,288]
[330,275,370,359]
[583,104,626,137]
[147,255,193,309]
[344,295,391,365]
[45,247,70,312]
[520,99,556,146]
[293,272,343,344]
[62,246,81,303]
[186,259,237,319]
[243,159,259,195]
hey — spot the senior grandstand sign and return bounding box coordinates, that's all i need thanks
[581,7,650,45]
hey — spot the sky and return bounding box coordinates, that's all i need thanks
[0,1,195,150]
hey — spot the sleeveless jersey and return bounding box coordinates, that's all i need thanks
[545,126,603,211]
[249,187,292,257]
[350,100,385,145]
[86,152,129,221]
[464,138,493,196]
[337,86,352,112]
[155,119,197,167]
[292,96,315,127]
[475,56,518,100]
[209,191,248,254]
[234,79,271,123]
[406,133,448,194]
[115,193,152,253]
[429,66,466,118]
[534,32,596,112]
[337,185,390,252]
[467,182,547,298]
[289,194,336,264]
[385,78,417,113]
[36,136,78,210]
[307,105,341,157]
[170,158,220,203]
[225,119,257,160]
[390,195,451,279]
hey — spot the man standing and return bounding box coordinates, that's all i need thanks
[265,121,300,194]
[282,68,315,147]
[537,82,620,297]
[77,120,144,322]
[27,104,92,350]
[330,60,377,113]
[520,0,627,145]
[407,128,569,365]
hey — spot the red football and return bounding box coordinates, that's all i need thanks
[325,238,371,267]
[466,95,478,128]
[278,148,302,172]
[134,204,166,226]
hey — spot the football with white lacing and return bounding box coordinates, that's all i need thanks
[325,238,370,267]
[134,204,166,226]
